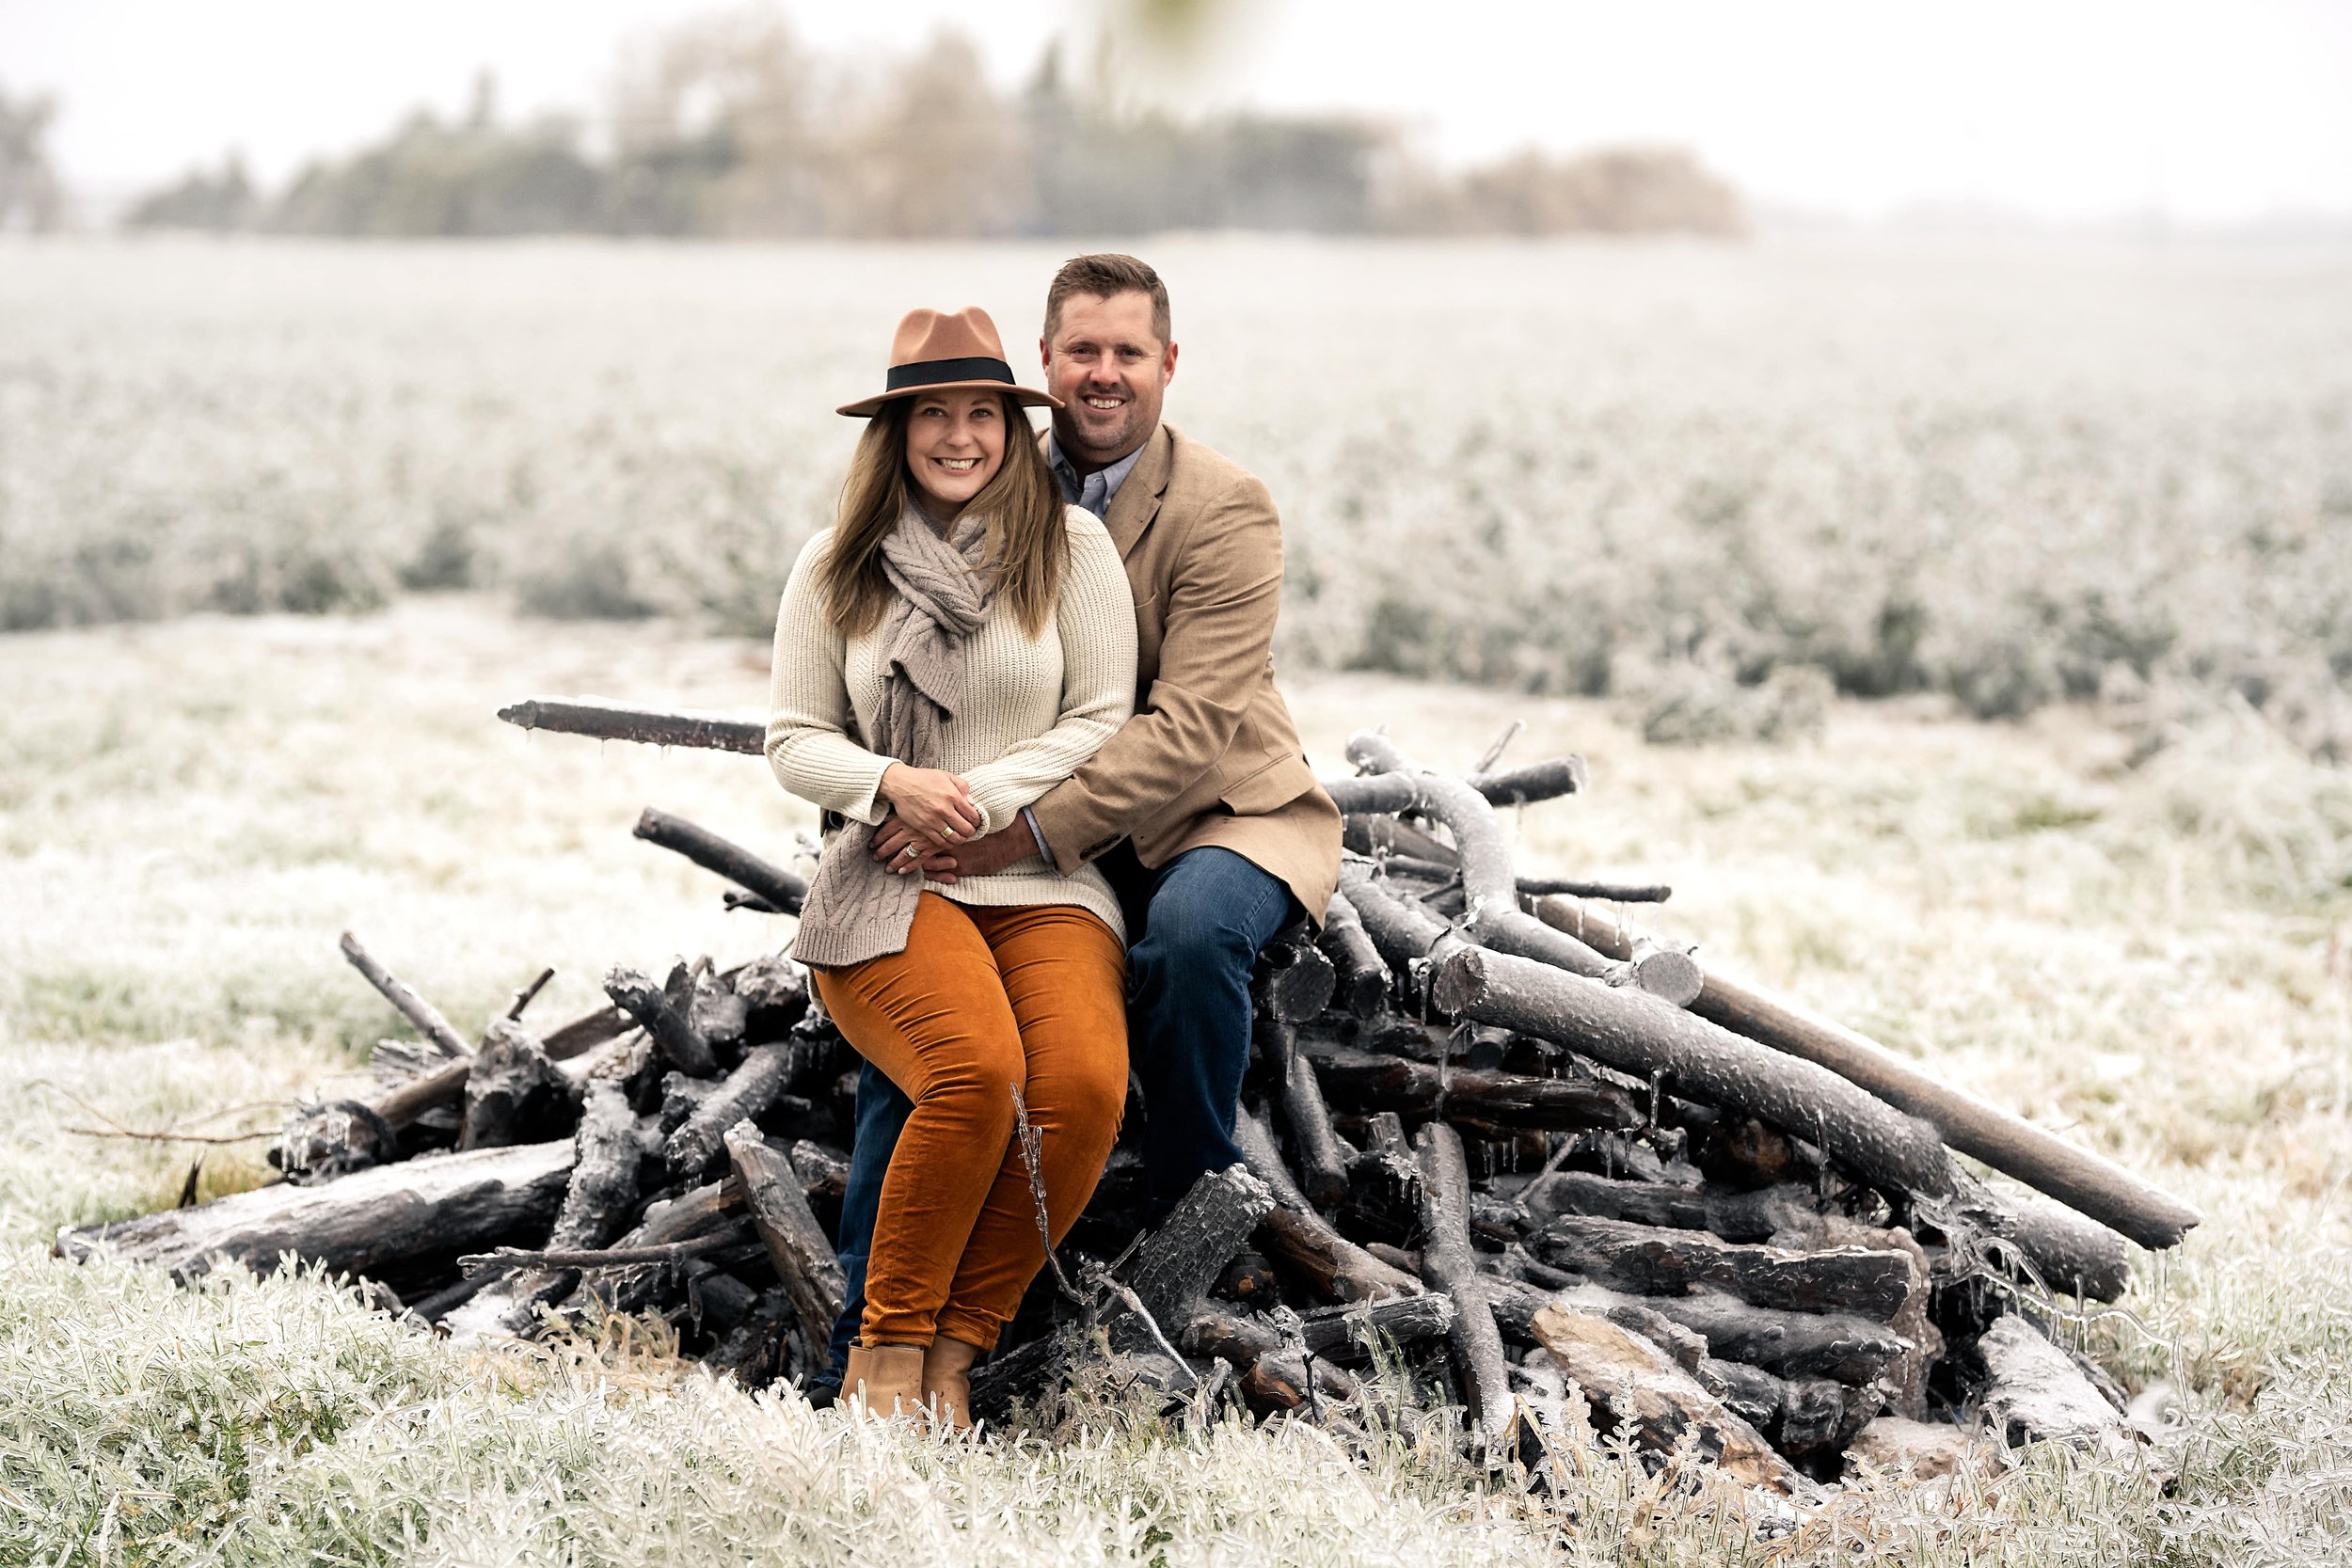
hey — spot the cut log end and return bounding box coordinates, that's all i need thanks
[1531,1303,1799,1493]
[1628,942,1705,1007]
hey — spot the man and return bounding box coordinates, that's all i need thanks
[820,253,1342,1392]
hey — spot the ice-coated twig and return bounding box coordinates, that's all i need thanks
[1009,1082,1200,1388]
[1472,719,1524,775]
[458,1229,744,1276]
[1093,1270,1201,1389]
[1011,1082,1082,1303]
[503,966,556,1022]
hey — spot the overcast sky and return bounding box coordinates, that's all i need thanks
[7,0,2351,223]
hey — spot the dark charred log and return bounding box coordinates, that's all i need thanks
[1295,1292,1456,1362]
[604,964,717,1078]
[731,956,811,1042]
[1533,1213,1917,1322]
[1415,1119,1516,1442]
[1234,1108,1418,1302]
[1523,1170,1812,1243]
[725,1124,848,1362]
[1254,924,1338,1024]
[667,1045,792,1178]
[701,1286,791,1386]
[58,1141,575,1283]
[633,806,808,916]
[338,930,472,1060]
[1339,1111,1421,1244]
[1113,1164,1277,1351]
[1300,1038,1645,1132]
[458,1021,580,1151]
[1530,891,2201,1252]
[1276,1053,1353,1208]
[1317,894,1391,1020]
[688,973,749,1054]
[497,698,762,755]
[1344,867,1952,1200]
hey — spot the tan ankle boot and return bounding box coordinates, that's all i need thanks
[841,1342,926,1418]
[921,1338,981,1431]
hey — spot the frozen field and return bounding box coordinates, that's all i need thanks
[5,233,2349,739]
[1,601,2347,1561]
[4,233,2350,1560]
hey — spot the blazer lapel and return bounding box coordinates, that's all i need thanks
[1102,425,1174,560]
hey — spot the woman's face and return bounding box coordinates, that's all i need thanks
[903,388,1008,519]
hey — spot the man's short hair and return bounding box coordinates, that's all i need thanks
[1044,254,1172,348]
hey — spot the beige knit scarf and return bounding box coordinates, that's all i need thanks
[791,501,993,968]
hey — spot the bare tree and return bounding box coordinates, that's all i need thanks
[0,86,63,232]
[125,154,261,232]
[1382,144,1746,238]
[607,8,823,236]
[843,33,1031,239]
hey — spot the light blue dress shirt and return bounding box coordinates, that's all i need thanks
[1047,433,1145,520]
[1022,432,1149,862]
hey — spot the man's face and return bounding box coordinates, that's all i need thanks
[1041,290,1177,467]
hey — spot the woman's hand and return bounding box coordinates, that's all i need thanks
[870,816,959,878]
[874,764,982,852]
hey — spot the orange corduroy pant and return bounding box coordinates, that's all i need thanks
[812,893,1128,1352]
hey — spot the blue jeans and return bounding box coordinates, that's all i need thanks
[820,1062,907,1388]
[820,846,1297,1386]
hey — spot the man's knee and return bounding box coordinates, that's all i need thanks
[1134,901,1254,970]
[1134,854,1286,977]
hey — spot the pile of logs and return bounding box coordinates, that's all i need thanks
[56,700,2202,1491]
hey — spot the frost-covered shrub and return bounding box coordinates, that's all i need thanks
[4,236,2346,749]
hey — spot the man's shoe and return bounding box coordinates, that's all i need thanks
[841,1342,926,1418]
[921,1338,981,1431]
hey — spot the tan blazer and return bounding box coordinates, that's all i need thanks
[1028,423,1342,926]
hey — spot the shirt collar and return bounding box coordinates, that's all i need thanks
[1047,432,1147,520]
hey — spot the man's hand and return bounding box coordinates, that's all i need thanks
[870,817,1039,882]
[940,823,1039,879]
[870,816,959,879]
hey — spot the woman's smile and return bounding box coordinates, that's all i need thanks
[905,388,1006,518]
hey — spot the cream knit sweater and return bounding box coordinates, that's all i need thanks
[765,506,1137,940]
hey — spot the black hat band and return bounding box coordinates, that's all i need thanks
[885,356,1016,392]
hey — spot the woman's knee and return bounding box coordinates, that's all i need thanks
[911,1030,1025,1121]
[1031,1054,1129,1144]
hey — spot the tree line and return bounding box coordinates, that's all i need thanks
[114,19,1743,240]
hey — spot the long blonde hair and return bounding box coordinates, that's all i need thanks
[818,394,1067,640]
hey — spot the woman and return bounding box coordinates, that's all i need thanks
[765,306,1137,1428]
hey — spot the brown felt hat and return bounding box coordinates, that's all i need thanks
[836,306,1060,418]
